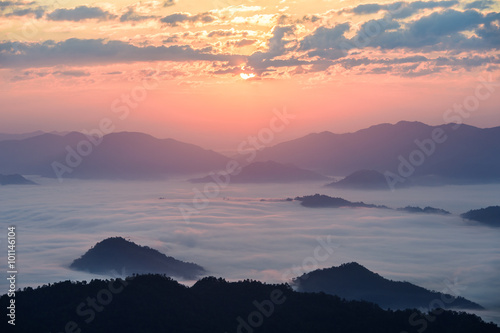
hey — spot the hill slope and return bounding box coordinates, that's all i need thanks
[0,132,229,179]
[461,206,500,226]
[70,237,205,279]
[0,174,36,185]
[293,262,483,310]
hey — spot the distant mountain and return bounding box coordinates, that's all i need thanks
[327,169,410,190]
[256,121,500,184]
[294,194,389,209]
[0,132,229,179]
[293,262,483,310]
[461,206,500,227]
[70,237,205,279]
[190,160,328,183]
[398,206,451,215]
[0,174,36,185]
[2,274,498,333]
[0,131,68,141]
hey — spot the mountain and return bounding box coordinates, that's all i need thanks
[70,237,205,279]
[0,131,70,141]
[294,194,389,209]
[0,132,229,179]
[255,121,500,184]
[190,160,328,183]
[327,169,410,190]
[461,206,500,227]
[0,174,36,185]
[293,262,483,310]
[398,206,451,215]
[2,274,498,333]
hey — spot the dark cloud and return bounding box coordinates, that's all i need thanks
[346,0,459,19]
[300,8,500,55]
[163,0,176,7]
[160,12,216,26]
[0,38,244,68]
[53,70,90,77]
[409,9,485,37]
[4,7,44,18]
[464,0,495,10]
[351,3,384,15]
[46,6,116,21]
[208,29,248,38]
[120,8,157,22]
[0,1,15,8]
[227,39,256,48]
[299,23,351,59]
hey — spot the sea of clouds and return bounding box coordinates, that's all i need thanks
[1,178,499,323]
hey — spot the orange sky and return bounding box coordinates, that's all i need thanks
[1,0,499,149]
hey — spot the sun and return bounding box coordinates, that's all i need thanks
[240,73,256,80]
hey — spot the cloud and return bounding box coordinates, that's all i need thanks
[299,23,351,60]
[53,70,90,77]
[344,0,459,19]
[46,5,116,21]
[120,8,157,22]
[4,6,44,18]
[409,9,485,37]
[0,38,244,68]
[227,39,256,48]
[163,0,176,7]
[160,12,216,26]
[464,0,495,10]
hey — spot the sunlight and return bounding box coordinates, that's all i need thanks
[240,73,256,80]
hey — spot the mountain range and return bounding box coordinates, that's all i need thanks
[0,132,228,180]
[256,121,500,183]
[1,121,499,183]
[2,274,497,333]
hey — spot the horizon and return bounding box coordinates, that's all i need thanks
[2,119,499,152]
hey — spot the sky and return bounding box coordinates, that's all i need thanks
[1,0,499,149]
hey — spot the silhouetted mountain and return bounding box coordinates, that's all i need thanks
[2,274,498,333]
[0,173,36,185]
[0,132,229,179]
[461,206,500,227]
[190,160,328,183]
[327,169,409,190]
[397,206,451,215]
[295,194,389,209]
[0,131,69,141]
[293,262,483,310]
[256,121,500,184]
[70,237,205,279]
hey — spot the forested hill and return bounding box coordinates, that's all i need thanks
[1,274,498,333]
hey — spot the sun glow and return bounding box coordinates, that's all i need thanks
[240,73,256,80]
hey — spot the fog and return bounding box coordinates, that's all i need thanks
[1,178,499,323]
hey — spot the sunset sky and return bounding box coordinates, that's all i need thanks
[1,0,499,149]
